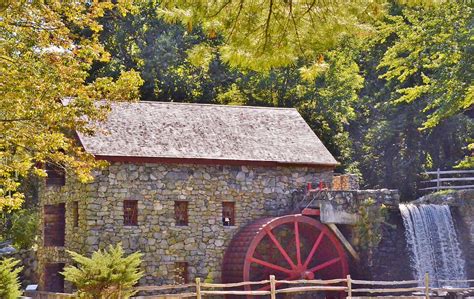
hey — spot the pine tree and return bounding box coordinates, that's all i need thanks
[62,244,143,299]
[0,258,23,299]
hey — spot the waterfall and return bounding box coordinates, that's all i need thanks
[399,204,467,287]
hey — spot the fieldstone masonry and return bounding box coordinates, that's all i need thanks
[39,162,332,290]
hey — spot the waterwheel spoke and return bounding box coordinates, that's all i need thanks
[303,232,325,268]
[265,228,296,269]
[294,220,302,266]
[249,257,293,275]
[308,257,341,274]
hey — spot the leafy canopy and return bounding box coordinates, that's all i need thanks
[0,258,23,299]
[62,243,143,299]
[158,0,385,71]
[0,209,38,249]
[377,2,473,129]
[0,1,144,210]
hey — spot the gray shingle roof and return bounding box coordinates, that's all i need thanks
[77,101,338,166]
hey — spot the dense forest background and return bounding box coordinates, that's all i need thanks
[88,1,473,201]
[1,0,473,250]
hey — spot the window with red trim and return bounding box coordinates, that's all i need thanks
[174,262,188,284]
[174,201,188,226]
[222,202,235,226]
[123,200,138,226]
[45,163,65,186]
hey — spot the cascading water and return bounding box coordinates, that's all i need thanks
[399,204,467,287]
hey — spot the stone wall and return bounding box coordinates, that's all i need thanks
[302,189,400,224]
[299,188,408,280]
[355,209,413,280]
[39,162,332,290]
[38,176,90,291]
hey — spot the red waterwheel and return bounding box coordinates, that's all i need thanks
[222,214,348,297]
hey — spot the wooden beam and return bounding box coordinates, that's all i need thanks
[327,223,360,262]
[301,208,320,216]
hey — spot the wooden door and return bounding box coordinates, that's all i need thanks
[44,263,65,292]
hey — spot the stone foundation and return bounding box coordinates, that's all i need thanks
[39,162,332,290]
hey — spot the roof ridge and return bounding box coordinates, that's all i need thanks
[136,101,298,111]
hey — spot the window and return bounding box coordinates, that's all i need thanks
[123,200,138,226]
[44,263,65,292]
[43,204,65,247]
[72,201,79,227]
[222,202,235,226]
[174,262,188,284]
[45,163,65,186]
[174,201,188,226]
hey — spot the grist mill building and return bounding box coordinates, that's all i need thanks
[39,101,347,293]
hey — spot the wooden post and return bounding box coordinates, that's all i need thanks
[424,272,430,299]
[196,277,201,299]
[347,274,352,299]
[270,275,276,299]
[436,168,441,191]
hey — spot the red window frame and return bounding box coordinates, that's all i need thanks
[174,262,188,284]
[222,202,235,226]
[123,200,138,226]
[174,201,188,226]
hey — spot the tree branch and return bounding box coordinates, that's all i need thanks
[263,0,274,51]
[208,0,232,18]
[227,0,245,42]
[289,0,306,58]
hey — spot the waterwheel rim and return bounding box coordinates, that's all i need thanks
[222,214,349,296]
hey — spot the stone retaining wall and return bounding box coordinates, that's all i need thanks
[355,209,413,280]
[39,162,332,290]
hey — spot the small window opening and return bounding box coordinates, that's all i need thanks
[45,163,65,186]
[174,262,188,284]
[72,201,79,227]
[174,201,188,226]
[123,200,138,226]
[222,202,235,226]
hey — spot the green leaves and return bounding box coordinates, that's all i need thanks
[63,244,143,299]
[1,209,38,250]
[377,2,473,129]
[0,258,23,299]
[355,198,387,251]
[158,0,385,71]
[0,1,144,210]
